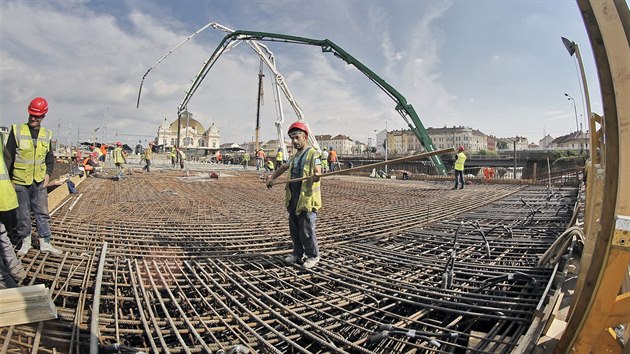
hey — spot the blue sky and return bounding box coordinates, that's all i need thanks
[0,0,600,147]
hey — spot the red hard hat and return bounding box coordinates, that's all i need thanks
[288,121,308,135]
[28,97,48,116]
[116,142,122,146]
[458,146,465,152]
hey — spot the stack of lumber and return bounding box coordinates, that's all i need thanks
[0,284,57,327]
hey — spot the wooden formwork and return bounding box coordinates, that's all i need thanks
[556,1,630,352]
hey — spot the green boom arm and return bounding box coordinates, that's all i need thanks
[179,30,448,175]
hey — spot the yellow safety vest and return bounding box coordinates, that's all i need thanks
[285,148,322,214]
[11,124,52,185]
[145,147,152,160]
[276,151,283,162]
[454,152,467,171]
[0,135,18,211]
[113,147,125,163]
[170,148,176,157]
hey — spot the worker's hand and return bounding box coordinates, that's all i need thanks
[311,173,321,183]
[265,177,274,189]
[43,174,50,188]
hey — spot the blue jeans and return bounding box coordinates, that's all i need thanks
[454,170,465,188]
[288,211,319,259]
[14,183,52,241]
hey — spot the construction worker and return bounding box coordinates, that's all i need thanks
[0,134,27,288]
[82,152,99,175]
[177,148,186,169]
[92,144,103,162]
[143,142,154,172]
[4,97,62,256]
[99,143,107,162]
[320,146,329,173]
[256,148,265,171]
[328,147,337,172]
[242,151,250,169]
[453,146,467,190]
[266,121,322,269]
[265,158,275,172]
[170,147,177,169]
[113,142,126,178]
[275,147,284,170]
[216,150,223,164]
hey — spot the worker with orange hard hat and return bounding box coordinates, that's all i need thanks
[266,121,322,269]
[4,97,62,256]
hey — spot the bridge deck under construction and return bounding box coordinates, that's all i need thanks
[0,169,577,353]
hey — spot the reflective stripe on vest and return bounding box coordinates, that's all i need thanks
[284,148,322,214]
[0,135,19,211]
[11,124,51,185]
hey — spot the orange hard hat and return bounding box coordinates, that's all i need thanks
[28,97,48,116]
[458,146,465,152]
[288,121,308,136]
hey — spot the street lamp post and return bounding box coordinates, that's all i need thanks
[384,121,388,173]
[561,37,593,158]
[565,93,582,153]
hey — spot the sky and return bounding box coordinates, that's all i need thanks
[0,0,602,148]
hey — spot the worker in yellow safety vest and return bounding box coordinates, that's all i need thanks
[0,134,28,288]
[266,121,322,269]
[112,141,127,178]
[143,142,154,173]
[170,147,177,169]
[452,145,467,190]
[275,148,284,170]
[3,97,62,256]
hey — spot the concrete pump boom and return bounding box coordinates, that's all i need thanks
[179,30,447,175]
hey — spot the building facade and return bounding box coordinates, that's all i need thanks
[156,111,220,150]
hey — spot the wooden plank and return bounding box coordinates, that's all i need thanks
[0,284,47,303]
[605,292,630,328]
[0,285,57,327]
[595,328,623,354]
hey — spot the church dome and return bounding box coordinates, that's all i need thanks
[169,117,205,134]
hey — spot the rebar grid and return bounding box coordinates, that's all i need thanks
[1,171,577,353]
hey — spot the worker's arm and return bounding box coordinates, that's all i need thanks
[4,128,16,177]
[312,164,322,182]
[266,162,289,189]
[45,140,54,178]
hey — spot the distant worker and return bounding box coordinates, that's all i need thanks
[99,143,107,162]
[216,150,223,164]
[256,148,265,171]
[265,158,275,172]
[143,142,154,173]
[320,146,329,173]
[452,146,467,190]
[266,121,322,269]
[82,152,100,175]
[4,97,62,256]
[242,151,250,169]
[170,147,177,169]
[177,148,186,169]
[275,148,284,170]
[328,147,338,172]
[0,133,27,288]
[92,144,103,162]
[113,142,127,178]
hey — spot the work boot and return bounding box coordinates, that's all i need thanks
[11,267,27,283]
[17,236,32,256]
[303,256,320,269]
[284,254,302,265]
[451,186,458,190]
[39,239,63,256]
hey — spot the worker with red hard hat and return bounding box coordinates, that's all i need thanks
[266,121,322,269]
[112,141,127,179]
[452,145,467,190]
[3,97,62,256]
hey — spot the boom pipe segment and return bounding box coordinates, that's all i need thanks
[272,147,455,185]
